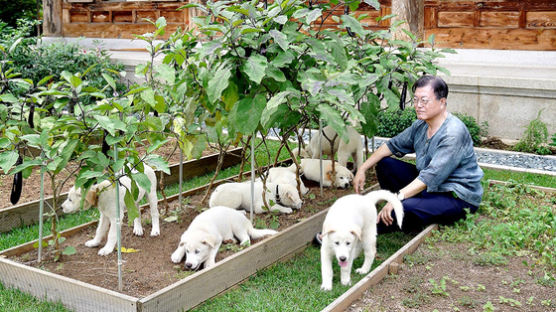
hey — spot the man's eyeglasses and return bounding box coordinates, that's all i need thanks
[413,97,431,106]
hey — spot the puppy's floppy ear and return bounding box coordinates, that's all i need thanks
[350,229,362,241]
[325,169,334,185]
[201,234,217,248]
[322,229,335,237]
[84,187,98,208]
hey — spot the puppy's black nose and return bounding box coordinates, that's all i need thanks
[185,263,192,269]
[339,256,346,262]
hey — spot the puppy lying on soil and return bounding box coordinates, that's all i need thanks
[61,164,160,256]
[320,190,403,290]
[171,206,277,270]
[294,125,364,171]
[288,159,354,189]
[266,166,309,195]
[209,180,303,214]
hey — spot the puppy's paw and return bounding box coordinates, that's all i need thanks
[150,228,160,237]
[320,283,332,291]
[341,279,352,286]
[133,227,144,236]
[85,239,100,248]
[282,208,293,214]
[356,267,370,275]
[98,247,113,256]
[171,251,183,263]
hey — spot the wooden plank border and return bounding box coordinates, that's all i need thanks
[138,206,328,311]
[0,147,243,233]
[0,257,138,312]
[487,179,556,193]
[321,224,439,312]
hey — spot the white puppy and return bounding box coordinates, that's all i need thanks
[209,181,302,214]
[266,166,309,195]
[320,190,404,291]
[296,126,364,171]
[61,164,160,256]
[288,159,354,189]
[171,206,277,270]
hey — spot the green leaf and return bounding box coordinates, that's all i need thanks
[274,15,288,25]
[317,104,347,141]
[241,28,263,34]
[271,50,294,68]
[155,63,176,85]
[62,246,77,256]
[0,138,10,149]
[306,9,322,25]
[222,81,239,111]
[124,189,140,227]
[261,91,291,129]
[102,73,116,90]
[341,15,365,37]
[147,138,170,154]
[78,170,105,181]
[131,172,152,193]
[55,140,78,173]
[207,63,232,104]
[0,93,18,103]
[144,154,170,175]
[233,94,267,134]
[20,134,41,148]
[242,54,268,84]
[360,93,380,137]
[265,66,286,82]
[363,0,380,10]
[10,159,39,175]
[141,88,156,107]
[292,8,309,19]
[269,29,289,51]
[0,150,18,174]
[33,241,48,248]
[94,115,127,137]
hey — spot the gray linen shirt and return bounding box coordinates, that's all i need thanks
[386,113,484,207]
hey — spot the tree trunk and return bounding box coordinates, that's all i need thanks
[391,0,424,41]
[43,0,62,36]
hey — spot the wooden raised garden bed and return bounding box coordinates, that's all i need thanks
[0,160,466,312]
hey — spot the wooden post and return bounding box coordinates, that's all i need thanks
[391,0,424,41]
[43,0,63,36]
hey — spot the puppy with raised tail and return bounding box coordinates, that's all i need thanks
[171,206,277,270]
[320,190,403,291]
[61,164,160,256]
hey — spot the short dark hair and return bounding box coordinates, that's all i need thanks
[412,75,448,100]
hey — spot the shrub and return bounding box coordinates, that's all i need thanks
[0,0,39,29]
[453,112,489,146]
[376,107,417,138]
[514,111,550,155]
[1,18,125,100]
[550,133,556,147]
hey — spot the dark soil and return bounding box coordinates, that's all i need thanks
[347,241,556,312]
[479,137,513,151]
[478,136,556,155]
[11,175,375,298]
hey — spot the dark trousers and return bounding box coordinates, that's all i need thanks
[376,157,478,234]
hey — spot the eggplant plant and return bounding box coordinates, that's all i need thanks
[0,41,171,261]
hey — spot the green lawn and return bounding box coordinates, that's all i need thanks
[1,147,554,311]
